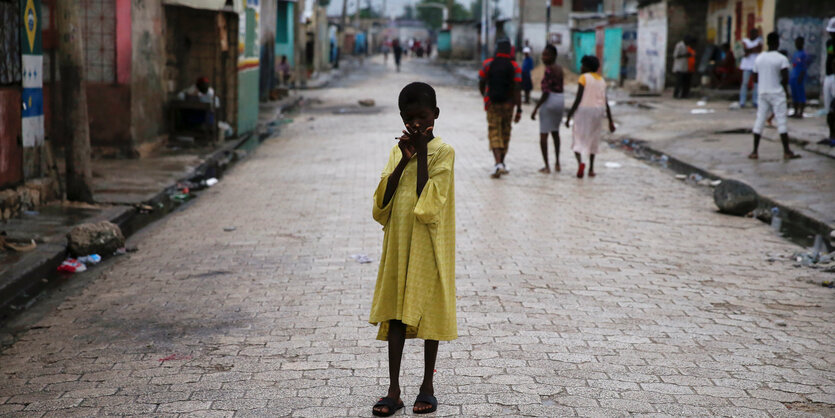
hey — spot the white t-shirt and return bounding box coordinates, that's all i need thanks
[673,41,688,73]
[753,51,790,94]
[740,37,762,71]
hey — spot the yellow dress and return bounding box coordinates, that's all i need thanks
[370,137,457,341]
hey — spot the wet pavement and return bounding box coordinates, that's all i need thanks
[0,57,833,417]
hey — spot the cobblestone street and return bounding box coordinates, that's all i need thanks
[1,59,834,417]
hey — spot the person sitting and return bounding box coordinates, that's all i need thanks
[176,76,220,132]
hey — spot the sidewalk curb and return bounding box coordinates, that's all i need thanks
[611,138,833,250]
[0,97,301,319]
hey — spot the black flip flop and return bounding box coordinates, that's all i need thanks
[413,393,438,414]
[372,396,404,417]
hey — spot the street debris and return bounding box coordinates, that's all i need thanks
[713,179,758,216]
[675,174,687,180]
[77,254,102,265]
[696,100,707,106]
[158,354,192,364]
[351,254,373,264]
[67,221,126,258]
[223,226,237,232]
[0,233,36,252]
[57,259,86,274]
[710,179,722,187]
[690,109,715,114]
[358,99,376,107]
[604,162,622,168]
[203,178,219,187]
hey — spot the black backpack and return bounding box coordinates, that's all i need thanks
[487,57,515,104]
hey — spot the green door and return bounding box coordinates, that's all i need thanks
[572,31,596,73]
[603,28,623,80]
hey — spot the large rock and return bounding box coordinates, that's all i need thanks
[67,221,125,257]
[713,179,758,216]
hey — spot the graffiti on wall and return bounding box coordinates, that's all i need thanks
[777,17,824,89]
[637,2,667,92]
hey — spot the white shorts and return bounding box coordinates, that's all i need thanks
[753,92,787,135]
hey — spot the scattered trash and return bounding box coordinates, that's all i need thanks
[710,179,722,187]
[351,254,373,264]
[770,207,781,232]
[675,174,687,180]
[604,162,622,168]
[137,204,154,214]
[77,254,102,265]
[203,178,219,187]
[223,226,237,232]
[696,101,707,106]
[688,173,704,182]
[729,102,741,110]
[690,109,715,114]
[822,280,834,288]
[22,210,39,216]
[659,155,669,168]
[358,99,376,107]
[158,354,192,364]
[817,138,835,147]
[114,247,128,256]
[1,234,37,252]
[57,259,87,274]
[775,321,787,327]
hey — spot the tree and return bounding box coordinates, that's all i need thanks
[417,0,470,30]
[57,1,94,202]
[403,5,415,19]
[469,0,481,21]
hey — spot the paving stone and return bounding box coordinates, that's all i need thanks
[0,58,832,417]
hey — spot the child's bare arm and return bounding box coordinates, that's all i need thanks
[565,85,584,127]
[381,147,411,207]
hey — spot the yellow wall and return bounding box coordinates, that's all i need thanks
[706,0,774,44]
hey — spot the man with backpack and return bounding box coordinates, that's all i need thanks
[479,39,523,178]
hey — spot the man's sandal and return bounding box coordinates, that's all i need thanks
[372,396,404,417]
[413,393,438,414]
[747,152,758,160]
[784,152,802,160]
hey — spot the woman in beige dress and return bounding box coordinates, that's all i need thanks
[565,55,616,178]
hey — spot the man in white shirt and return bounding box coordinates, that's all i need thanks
[739,28,762,108]
[672,36,694,99]
[749,32,801,160]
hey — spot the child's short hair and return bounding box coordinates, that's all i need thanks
[581,55,600,72]
[398,82,437,111]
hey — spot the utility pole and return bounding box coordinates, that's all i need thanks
[480,0,487,60]
[517,0,525,52]
[339,0,349,67]
[294,0,306,86]
[545,0,550,47]
[56,1,93,203]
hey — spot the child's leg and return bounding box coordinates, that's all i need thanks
[373,320,406,415]
[552,131,561,171]
[414,340,439,412]
[539,133,550,172]
[588,154,596,177]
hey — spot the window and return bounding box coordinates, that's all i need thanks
[82,0,116,82]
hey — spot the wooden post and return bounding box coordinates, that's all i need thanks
[56,0,94,202]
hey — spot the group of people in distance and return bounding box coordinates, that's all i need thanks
[382,38,433,73]
[479,39,615,180]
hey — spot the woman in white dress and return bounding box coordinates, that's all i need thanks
[565,55,616,178]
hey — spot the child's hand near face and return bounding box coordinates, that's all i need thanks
[404,122,434,151]
[397,133,416,160]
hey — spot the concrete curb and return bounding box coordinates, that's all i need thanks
[610,138,833,251]
[0,96,301,319]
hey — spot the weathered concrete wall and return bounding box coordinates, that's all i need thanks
[0,88,23,188]
[636,0,667,92]
[130,0,167,153]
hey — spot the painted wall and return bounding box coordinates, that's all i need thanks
[0,89,23,187]
[275,1,294,66]
[636,0,667,92]
[706,0,775,58]
[522,23,572,64]
[237,0,260,135]
[130,0,167,150]
[777,17,824,91]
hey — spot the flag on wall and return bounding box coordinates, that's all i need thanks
[21,0,43,148]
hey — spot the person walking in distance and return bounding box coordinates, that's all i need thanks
[673,36,695,99]
[565,56,615,178]
[521,47,534,104]
[739,28,763,108]
[478,39,522,178]
[748,32,801,160]
[824,17,835,139]
[370,82,456,416]
[789,36,810,119]
[530,44,565,173]
[393,39,403,72]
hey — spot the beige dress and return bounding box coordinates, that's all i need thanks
[572,73,607,155]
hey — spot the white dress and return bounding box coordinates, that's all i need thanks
[572,73,606,156]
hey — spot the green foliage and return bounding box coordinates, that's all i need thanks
[417,0,470,29]
[359,6,379,18]
[403,5,415,19]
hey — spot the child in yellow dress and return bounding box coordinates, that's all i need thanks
[370,82,456,416]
